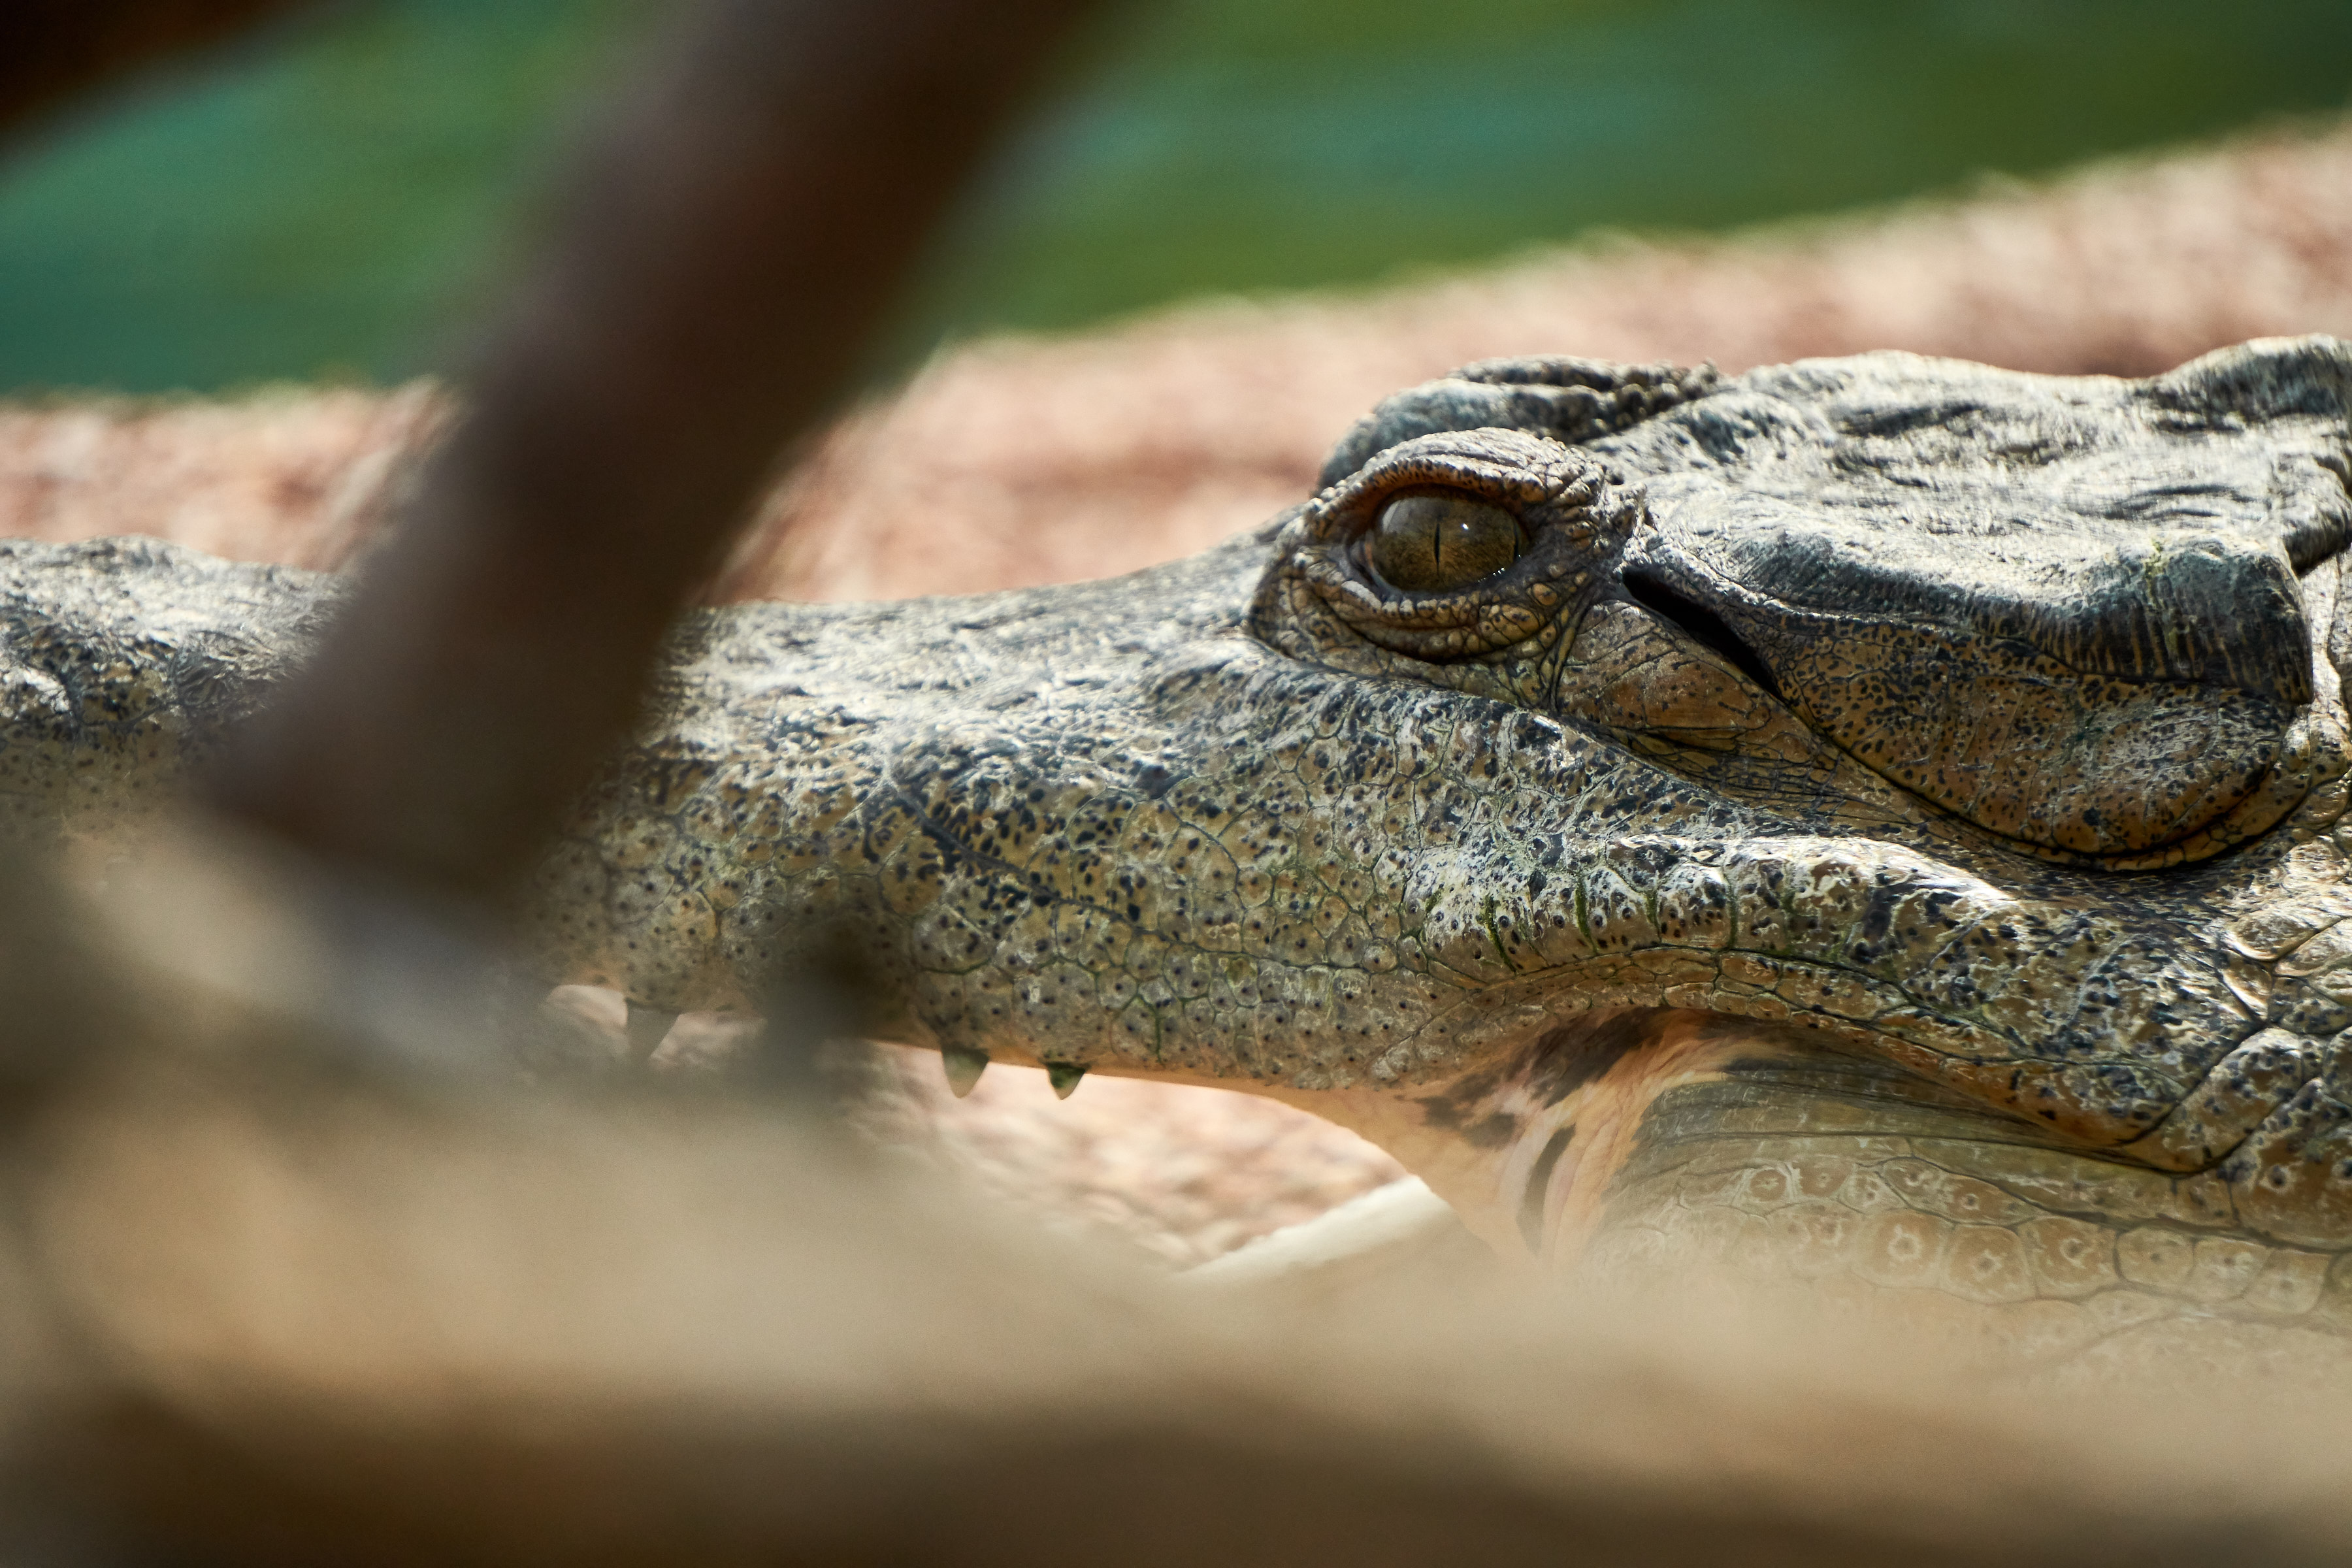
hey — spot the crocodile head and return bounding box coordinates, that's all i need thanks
[529,335,2352,1340]
[10,337,2352,1347]
[544,337,2352,1338]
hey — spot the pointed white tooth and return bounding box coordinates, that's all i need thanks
[1045,1061,1086,1100]
[941,1047,988,1098]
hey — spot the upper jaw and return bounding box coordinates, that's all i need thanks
[557,535,2345,1168]
[600,344,2352,1188]
[542,350,2352,1172]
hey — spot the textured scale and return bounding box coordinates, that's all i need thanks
[8,340,2352,1360]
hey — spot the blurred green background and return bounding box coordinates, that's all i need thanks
[1,0,2348,395]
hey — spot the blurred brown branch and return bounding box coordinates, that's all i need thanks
[207,0,1099,903]
[0,0,313,135]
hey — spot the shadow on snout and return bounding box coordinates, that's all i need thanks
[1621,523,2321,864]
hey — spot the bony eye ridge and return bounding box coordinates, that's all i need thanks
[1365,488,1527,593]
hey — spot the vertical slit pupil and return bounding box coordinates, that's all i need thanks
[1368,489,1525,592]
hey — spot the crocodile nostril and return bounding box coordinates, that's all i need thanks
[1620,568,1784,700]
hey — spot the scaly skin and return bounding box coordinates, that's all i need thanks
[8,340,2352,1362]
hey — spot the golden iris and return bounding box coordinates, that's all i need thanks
[1366,489,1526,592]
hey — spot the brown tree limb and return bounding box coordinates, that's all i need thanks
[206,0,1100,901]
[0,1,314,137]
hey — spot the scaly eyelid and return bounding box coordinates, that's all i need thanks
[1265,427,1635,664]
[1303,429,1576,549]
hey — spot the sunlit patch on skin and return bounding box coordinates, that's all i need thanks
[1515,1019,1793,1264]
[1350,1009,1786,1263]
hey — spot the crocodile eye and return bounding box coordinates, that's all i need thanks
[1365,489,1525,593]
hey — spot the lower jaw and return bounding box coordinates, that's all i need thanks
[1575,1048,2352,1368]
[1299,1009,2352,1369]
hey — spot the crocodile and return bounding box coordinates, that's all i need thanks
[9,337,2352,1352]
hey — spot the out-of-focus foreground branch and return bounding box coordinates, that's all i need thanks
[0,1,313,137]
[207,0,1100,903]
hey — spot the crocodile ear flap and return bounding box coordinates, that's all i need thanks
[2145,336,2352,575]
[1316,357,1718,489]
[2146,335,2352,429]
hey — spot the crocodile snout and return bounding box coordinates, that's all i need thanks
[1620,524,2317,862]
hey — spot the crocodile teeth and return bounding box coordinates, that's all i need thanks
[940,1047,988,1098]
[1045,1061,1087,1100]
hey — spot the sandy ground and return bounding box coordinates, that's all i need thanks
[547,993,1408,1268]
[851,1045,1406,1267]
[8,118,2352,1262]
[7,120,2347,609]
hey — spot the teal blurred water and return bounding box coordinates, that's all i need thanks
[0,0,649,394]
[1,0,2347,395]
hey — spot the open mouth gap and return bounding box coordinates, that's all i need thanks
[1620,568,1784,700]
